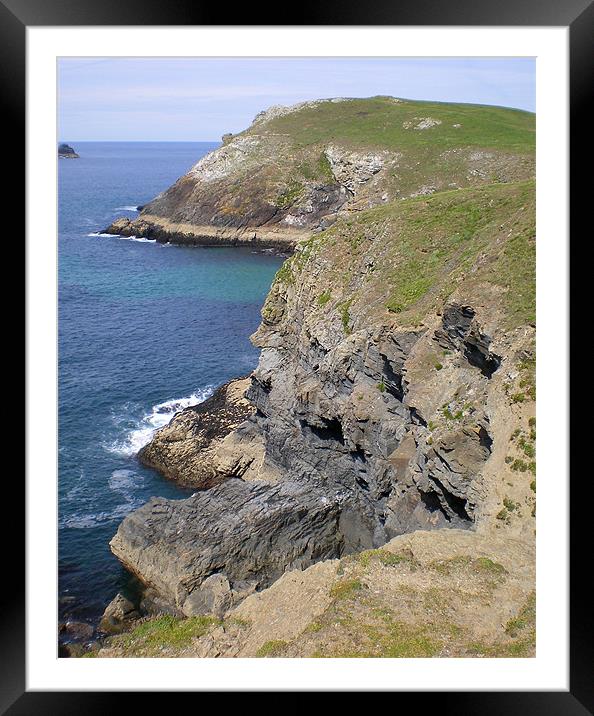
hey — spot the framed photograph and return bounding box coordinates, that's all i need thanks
[12,0,588,709]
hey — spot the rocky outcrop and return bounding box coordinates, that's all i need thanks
[323,145,391,195]
[58,143,79,158]
[104,215,305,251]
[138,377,256,488]
[98,594,140,635]
[110,478,343,617]
[95,529,535,658]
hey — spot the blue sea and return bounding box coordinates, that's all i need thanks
[58,142,283,627]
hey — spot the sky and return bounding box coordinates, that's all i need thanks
[58,57,535,142]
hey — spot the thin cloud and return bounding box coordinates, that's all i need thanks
[58,57,535,141]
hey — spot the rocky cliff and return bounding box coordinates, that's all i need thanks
[104,96,534,249]
[105,98,536,656]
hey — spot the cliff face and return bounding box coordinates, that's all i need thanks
[105,97,534,248]
[245,181,535,545]
[109,101,536,620]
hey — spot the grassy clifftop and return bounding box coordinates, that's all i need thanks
[109,97,535,246]
[251,96,535,154]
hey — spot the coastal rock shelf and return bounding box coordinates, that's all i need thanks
[108,97,536,631]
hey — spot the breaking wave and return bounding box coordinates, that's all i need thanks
[104,387,213,457]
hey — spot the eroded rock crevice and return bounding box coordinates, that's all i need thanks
[434,304,501,378]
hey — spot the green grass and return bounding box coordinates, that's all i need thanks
[317,151,335,181]
[365,622,441,658]
[255,639,288,657]
[317,289,332,306]
[338,299,353,334]
[491,224,536,327]
[330,578,364,600]
[258,97,535,154]
[110,615,220,656]
[503,497,518,511]
[497,508,510,522]
[273,258,295,285]
[505,591,536,638]
[330,180,536,325]
[267,176,534,334]
[443,405,463,421]
[316,618,442,658]
[356,548,414,569]
[430,556,506,578]
[274,181,304,208]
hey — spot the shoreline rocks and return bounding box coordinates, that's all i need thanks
[138,377,256,488]
[110,478,344,617]
[103,215,305,252]
[98,593,140,635]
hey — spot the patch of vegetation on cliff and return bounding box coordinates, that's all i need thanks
[330,578,364,600]
[106,614,219,657]
[317,289,332,306]
[489,219,536,327]
[429,555,507,579]
[272,258,295,285]
[306,179,535,330]
[262,542,535,659]
[275,180,305,208]
[256,639,289,657]
[298,152,335,182]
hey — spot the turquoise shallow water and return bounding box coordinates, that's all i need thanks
[58,142,283,626]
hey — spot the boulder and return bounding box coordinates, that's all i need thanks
[98,593,140,634]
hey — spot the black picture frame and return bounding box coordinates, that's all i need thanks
[11,0,590,710]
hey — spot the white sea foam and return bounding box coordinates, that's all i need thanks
[108,468,145,498]
[60,469,147,530]
[87,232,118,237]
[117,235,156,243]
[105,386,213,457]
[114,205,140,211]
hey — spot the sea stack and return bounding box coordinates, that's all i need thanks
[58,143,79,158]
